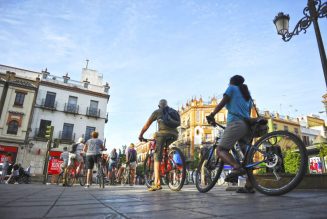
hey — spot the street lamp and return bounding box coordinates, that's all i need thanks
[273,0,327,87]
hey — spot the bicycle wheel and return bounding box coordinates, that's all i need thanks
[144,153,154,188]
[246,130,308,196]
[167,147,186,191]
[78,173,86,186]
[66,171,75,187]
[98,166,105,189]
[195,146,224,193]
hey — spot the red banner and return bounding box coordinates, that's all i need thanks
[47,150,63,175]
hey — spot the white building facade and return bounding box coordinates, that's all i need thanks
[0,65,110,175]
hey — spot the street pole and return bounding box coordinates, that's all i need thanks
[42,140,52,184]
[309,0,327,87]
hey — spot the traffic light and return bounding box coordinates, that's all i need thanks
[45,125,54,140]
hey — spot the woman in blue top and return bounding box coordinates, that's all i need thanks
[207,75,252,184]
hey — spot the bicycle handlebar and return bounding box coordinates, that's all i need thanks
[140,138,155,143]
[206,115,225,129]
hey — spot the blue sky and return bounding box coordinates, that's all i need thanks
[0,0,326,150]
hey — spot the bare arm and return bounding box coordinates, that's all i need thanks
[211,94,230,116]
[138,118,153,140]
[83,144,88,153]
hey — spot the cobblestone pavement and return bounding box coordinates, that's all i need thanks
[0,184,326,219]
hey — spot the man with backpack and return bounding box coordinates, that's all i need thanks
[126,143,137,186]
[139,99,180,191]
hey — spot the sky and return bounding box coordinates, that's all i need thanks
[0,0,326,150]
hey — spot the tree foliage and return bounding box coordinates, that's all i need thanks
[283,150,301,174]
[319,143,327,158]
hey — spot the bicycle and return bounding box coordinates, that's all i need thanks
[143,138,186,191]
[195,117,308,196]
[121,164,131,185]
[63,156,86,187]
[95,152,107,189]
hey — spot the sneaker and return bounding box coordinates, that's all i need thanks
[84,184,90,188]
[236,187,255,194]
[225,168,246,183]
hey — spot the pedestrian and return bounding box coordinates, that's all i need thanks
[207,75,255,193]
[126,143,137,186]
[139,99,179,191]
[83,131,104,188]
[1,153,12,183]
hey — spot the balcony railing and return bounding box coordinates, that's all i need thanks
[59,131,75,143]
[64,103,79,114]
[105,113,108,123]
[40,98,57,110]
[86,107,100,118]
[33,128,47,141]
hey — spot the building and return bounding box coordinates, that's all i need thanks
[0,70,39,164]
[178,97,228,160]
[0,64,110,175]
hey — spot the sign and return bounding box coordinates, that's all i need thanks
[309,157,323,174]
[0,145,18,164]
[47,150,63,175]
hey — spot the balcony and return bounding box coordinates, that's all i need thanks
[105,113,108,123]
[40,98,57,111]
[86,107,100,118]
[59,131,75,144]
[33,128,48,141]
[64,103,79,114]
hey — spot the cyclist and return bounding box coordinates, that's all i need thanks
[126,143,137,186]
[60,147,69,186]
[206,75,254,192]
[108,148,118,183]
[68,137,85,176]
[139,99,178,191]
[83,131,105,188]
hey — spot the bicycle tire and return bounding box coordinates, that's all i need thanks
[144,153,154,188]
[195,146,224,193]
[79,174,86,186]
[66,171,75,187]
[246,130,308,196]
[167,147,186,191]
[98,165,105,189]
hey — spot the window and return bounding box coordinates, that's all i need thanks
[302,136,310,146]
[14,92,26,106]
[196,111,200,123]
[294,128,299,135]
[38,120,51,138]
[273,123,278,131]
[89,100,99,116]
[85,126,95,141]
[67,96,78,112]
[284,126,288,131]
[7,120,19,135]
[62,123,74,140]
[44,92,56,108]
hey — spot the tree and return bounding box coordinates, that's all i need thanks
[318,143,327,158]
[283,149,301,174]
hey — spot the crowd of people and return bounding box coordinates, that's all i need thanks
[59,131,139,188]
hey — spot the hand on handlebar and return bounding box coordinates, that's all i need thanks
[206,114,216,125]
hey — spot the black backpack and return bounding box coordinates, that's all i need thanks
[70,143,78,153]
[162,107,181,128]
[128,149,137,162]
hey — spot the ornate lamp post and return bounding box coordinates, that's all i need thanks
[273,0,327,87]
